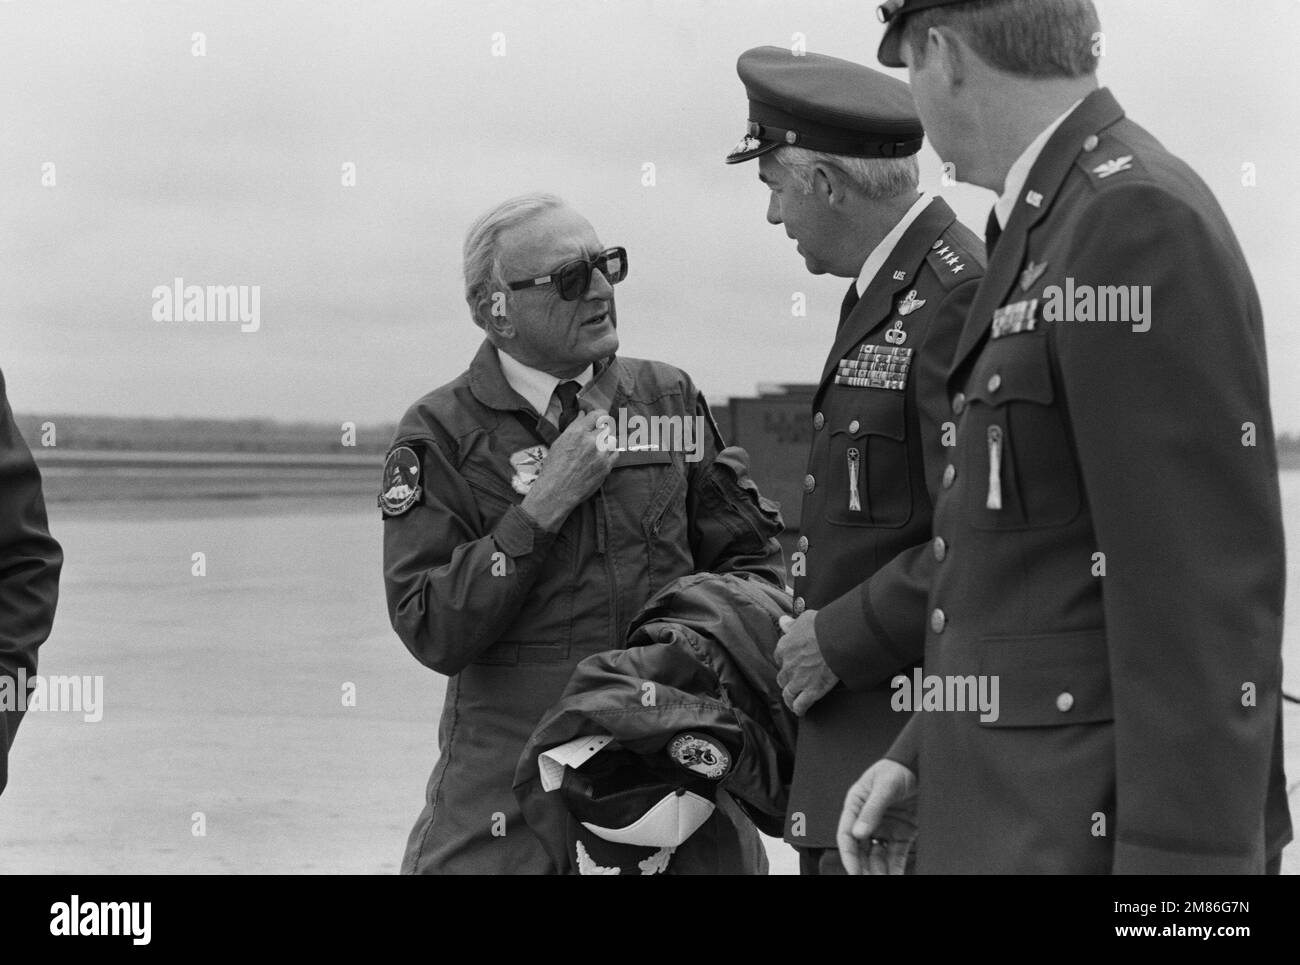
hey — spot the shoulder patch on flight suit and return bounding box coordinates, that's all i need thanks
[379,444,424,517]
[925,233,981,290]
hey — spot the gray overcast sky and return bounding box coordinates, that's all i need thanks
[3,0,1298,430]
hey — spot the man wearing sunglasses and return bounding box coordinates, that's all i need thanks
[725,46,984,874]
[381,193,787,874]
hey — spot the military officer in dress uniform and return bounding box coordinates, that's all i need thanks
[840,0,1291,874]
[725,46,985,874]
[383,193,786,874]
[0,367,62,797]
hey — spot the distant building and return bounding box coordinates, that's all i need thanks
[719,384,816,533]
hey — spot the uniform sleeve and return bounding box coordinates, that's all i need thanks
[883,712,921,775]
[816,275,979,690]
[0,371,62,796]
[685,392,787,589]
[1054,183,1284,874]
[383,437,559,676]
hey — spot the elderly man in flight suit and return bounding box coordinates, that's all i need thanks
[382,193,786,874]
[725,46,984,874]
[841,0,1290,875]
[0,367,62,797]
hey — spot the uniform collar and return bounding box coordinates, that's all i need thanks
[855,192,934,296]
[496,348,593,417]
[947,88,1126,380]
[469,338,617,418]
[993,98,1084,231]
[818,195,958,394]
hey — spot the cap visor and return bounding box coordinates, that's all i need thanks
[581,789,715,847]
[724,134,780,165]
[877,25,905,68]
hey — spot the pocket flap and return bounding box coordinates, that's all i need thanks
[965,334,1055,407]
[612,448,674,469]
[827,398,905,441]
[976,629,1112,727]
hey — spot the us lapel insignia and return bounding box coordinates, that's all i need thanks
[1025,190,1044,208]
[1093,155,1133,179]
[892,270,906,281]
[990,299,1040,340]
[1020,260,1048,292]
[509,445,548,495]
[379,445,423,517]
[896,289,926,316]
[884,320,908,345]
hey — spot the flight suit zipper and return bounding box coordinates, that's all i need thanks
[847,447,862,512]
[986,425,1003,511]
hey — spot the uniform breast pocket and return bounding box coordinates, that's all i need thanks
[605,450,691,590]
[976,629,1112,727]
[825,395,912,528]
[963,334,1081,531]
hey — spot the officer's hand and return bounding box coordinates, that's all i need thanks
[774,612,838,716]
[837,759,918,876]
[520,410,618,531]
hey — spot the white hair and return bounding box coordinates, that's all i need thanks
[774,146,919,201]
[462,192,567,325]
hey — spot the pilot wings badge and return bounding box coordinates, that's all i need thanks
[510,445,548,495]
[896,289,926,316]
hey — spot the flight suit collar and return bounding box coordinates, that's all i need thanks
[817,195,959,395]
[468,338,624,444]
[947,87,1126,377]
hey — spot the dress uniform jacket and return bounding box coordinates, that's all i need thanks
[514,572,797,873]
[886,88,1290,874]
[383,340,785,874]
[783,196,984,848]
[0,368,62,796]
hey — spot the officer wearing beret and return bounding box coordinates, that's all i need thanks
[841,0,1291,874]
[726,46,984,874]
[0,367,62,797]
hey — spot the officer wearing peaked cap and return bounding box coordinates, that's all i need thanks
[840,0,1290,875]
[726,45,985,873]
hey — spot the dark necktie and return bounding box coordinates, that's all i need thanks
[554,380,581,432]
[985,207,1002,256]
[839,282,861,328]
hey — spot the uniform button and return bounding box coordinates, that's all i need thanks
[848,419,860,433]
[932,537,947,562]
[987,373,1002,393]
[930,608,947,634]
[797,535,809,552]
[1056,692,1075,713]
[804,474,816,493]
[814,412,825,430]
[1083,134,1099,152]
[793,596,806,615]
[942,464,956,488]
[952,392,966,415]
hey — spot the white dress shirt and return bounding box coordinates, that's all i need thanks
[854,192,934,296]
[497,349,593,427]
[992,98,1084,231]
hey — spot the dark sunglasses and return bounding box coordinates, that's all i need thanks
[506,247,628,301]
